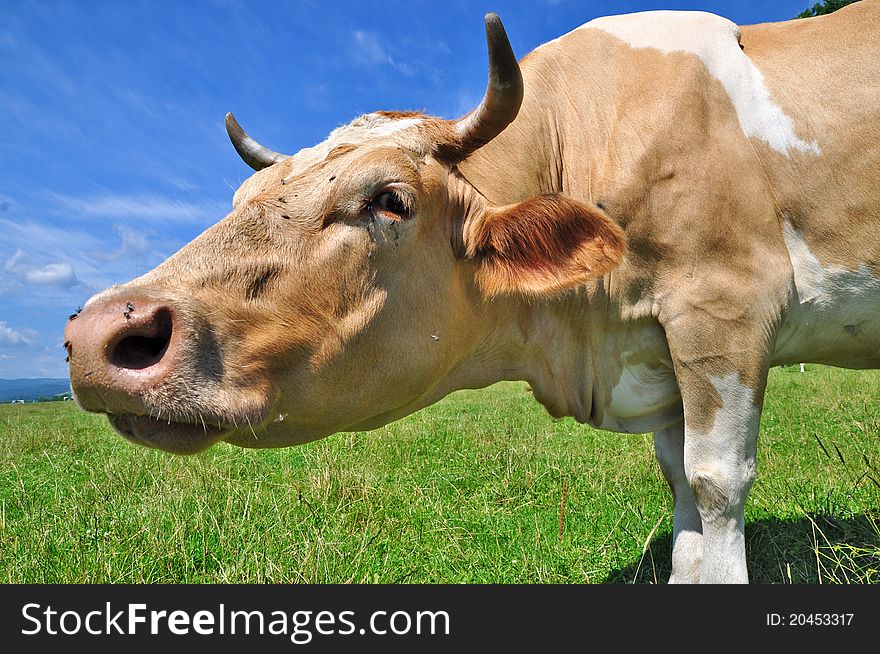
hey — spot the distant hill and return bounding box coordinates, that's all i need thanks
[0,378,72,403]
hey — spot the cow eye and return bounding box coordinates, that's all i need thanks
[370,189,411,220]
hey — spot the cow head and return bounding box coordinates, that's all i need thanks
[65,15,625,454]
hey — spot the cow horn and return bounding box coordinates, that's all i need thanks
[225,112,289,171]
[452,13,523,160]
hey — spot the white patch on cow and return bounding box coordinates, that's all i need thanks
[324,113,422,144]
[703,373,760,446]
[607,360,679,419]
[283,113,424,181]
[687,372,760,473]
[361,114,423,136]
[687,372,758,583]
[774,221,880,367]
[544,11,820,156]
[597,324,682,433]
[781,220,829,305]
[779,221,879,306]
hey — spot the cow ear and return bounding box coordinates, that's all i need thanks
[463,193,626,297]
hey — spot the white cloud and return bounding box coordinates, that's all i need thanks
[24,261,78,287]
[352,30,414,76]
[50,192,227,224]
[117,225,151,255]
[0,218,178,296]
[162,175,201,192]
[3,248,81,289]
[0,321,38,347]
[0,276,23,296]
[353,30,389,66]
[3,249,27,273]
[89,224,152,263]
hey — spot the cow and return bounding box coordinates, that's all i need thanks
[64,3,880,583]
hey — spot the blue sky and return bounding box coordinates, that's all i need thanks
[0,0,811,378]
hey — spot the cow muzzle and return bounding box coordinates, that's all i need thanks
[64,290,229,453]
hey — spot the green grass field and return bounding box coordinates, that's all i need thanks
[1,365,877,583]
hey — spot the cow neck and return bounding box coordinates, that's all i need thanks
[443,288,605,426]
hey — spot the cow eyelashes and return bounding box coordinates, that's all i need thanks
[366,188,413,221]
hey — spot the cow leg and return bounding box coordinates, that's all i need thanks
[676,367,764,584]
[662,313,773,583]
[653,422,703,583]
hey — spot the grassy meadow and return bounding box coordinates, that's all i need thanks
[0,365,878,584]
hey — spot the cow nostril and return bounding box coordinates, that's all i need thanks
[109,308,173,370]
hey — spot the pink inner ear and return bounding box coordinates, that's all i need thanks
[466,193,627,297]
